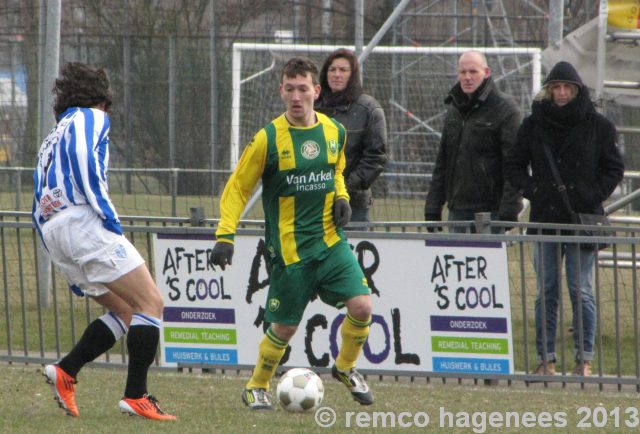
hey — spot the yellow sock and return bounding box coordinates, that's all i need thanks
[246,327,287,390]
[335,313,371,372]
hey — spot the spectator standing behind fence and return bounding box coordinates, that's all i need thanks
[32,62,176,420]
[211,57,373,410]
[316,48,387,226]
[504,61,624,377]
[424,50,522,233]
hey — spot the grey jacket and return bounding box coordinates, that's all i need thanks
[425,78,523,219]
[317,93,387,210]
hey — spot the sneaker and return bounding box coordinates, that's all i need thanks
[573,361,592,377]
[332,365,373,405]
[242,388,273,410]
[119,394,177,421]
[532,361,556,376]
[43,364,79,417]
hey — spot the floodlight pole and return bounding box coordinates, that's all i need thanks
[210,1,219,195]
[36,0,61,308]
[595,0,608,112]
[548,0,564,45]
[355,0,364,56]
[358,0,412,65]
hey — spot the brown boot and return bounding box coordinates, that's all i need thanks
[533,361,556,375]
[573,361,592,377]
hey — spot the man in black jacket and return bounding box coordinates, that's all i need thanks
[424,50,522,233]
[505,61,624,377]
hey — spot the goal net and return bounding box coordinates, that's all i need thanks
[231,43,541,220]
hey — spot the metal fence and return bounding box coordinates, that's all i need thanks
[3,1,639,219]
[3,166,640,221]
[1,211,640,391]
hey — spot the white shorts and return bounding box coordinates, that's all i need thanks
[41,205,144,297]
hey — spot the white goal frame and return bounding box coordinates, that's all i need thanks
[230,42,542,170]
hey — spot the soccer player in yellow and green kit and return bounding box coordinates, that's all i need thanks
[212,57,373,410]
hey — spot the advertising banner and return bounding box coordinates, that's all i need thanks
[153,234,513,374]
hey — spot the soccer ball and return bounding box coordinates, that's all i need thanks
[276,368,324,412]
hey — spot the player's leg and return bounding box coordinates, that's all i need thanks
[58,291,132,378]
[104,264,176,420]
[243,262,314,410]
[247,323,297,390]
[332,294,373,405]
[44,290,130,417]
[338,295,372,371]
[317,241,373,405]
[243,323,296,410]
[40,211,133,418]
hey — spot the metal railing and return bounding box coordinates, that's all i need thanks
[4,167,640,217]
[1,212,640,391]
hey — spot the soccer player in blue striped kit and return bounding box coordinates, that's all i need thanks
[33,62,175,420]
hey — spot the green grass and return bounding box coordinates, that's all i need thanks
[3,364,640,433]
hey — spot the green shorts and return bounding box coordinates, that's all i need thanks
[264,240,370,325]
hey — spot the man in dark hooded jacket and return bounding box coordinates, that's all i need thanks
[424,50,522,233]
[505,61,624,377]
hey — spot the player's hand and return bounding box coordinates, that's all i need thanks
[424,212,443,233]
[212,241,234,270]
[333,198,352,228]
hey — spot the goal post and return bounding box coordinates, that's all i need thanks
[230,43,541,218]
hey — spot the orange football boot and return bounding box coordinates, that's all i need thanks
[44,364,79,417]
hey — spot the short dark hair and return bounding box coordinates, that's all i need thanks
[281,57,319,84]
[53,62,112,120]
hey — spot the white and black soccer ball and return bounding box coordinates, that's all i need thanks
[276,368,324,412]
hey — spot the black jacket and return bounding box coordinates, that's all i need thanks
[425,77,523,219]
[505,90,624,226]
[316,93,387,210]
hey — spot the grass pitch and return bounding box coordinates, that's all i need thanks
[3,364,640,433]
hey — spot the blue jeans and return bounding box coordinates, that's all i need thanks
[534,242,596,362]
[447,209,501,234]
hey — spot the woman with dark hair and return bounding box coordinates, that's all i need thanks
[316,48,387,225]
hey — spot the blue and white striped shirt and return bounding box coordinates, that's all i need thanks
[32,107,121,237]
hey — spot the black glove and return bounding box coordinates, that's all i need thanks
[333,198,352,228]
[212,241,234,270]
[424,212,442,233]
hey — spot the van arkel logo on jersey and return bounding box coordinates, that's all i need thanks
[301,140,320,160]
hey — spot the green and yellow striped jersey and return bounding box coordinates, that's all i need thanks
[215,112,349,267]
